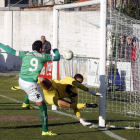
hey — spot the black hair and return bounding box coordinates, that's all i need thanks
[32,40,42,52]
[74,74,83,80]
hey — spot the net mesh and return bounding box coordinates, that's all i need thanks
[57,5,100,113]
[56,1,140,128]
[106,6,140,128]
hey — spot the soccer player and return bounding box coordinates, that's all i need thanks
[39,74,102,126]
[0,41,60,136]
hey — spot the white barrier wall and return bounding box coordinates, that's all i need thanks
[13,11,53,51]
[0,11,53,70]
[0,10,100,71]
[0,1,5,7]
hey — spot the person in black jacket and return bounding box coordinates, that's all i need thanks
[41,36,51,54]
[118,35,126,61]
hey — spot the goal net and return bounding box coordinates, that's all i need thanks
[53,1,101,118]
[53,0,140,129]
[106,8,140,129]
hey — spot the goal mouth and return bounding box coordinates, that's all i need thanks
[52,0,140,129]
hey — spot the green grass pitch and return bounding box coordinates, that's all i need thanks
[0,75,140,140]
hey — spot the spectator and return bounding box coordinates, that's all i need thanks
[118,35,126,61]
[125,36,132,61]
[131,37,139,90]
[131,37,139,61]
[41,36,51,54]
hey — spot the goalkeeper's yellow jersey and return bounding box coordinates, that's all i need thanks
[49,76,88,98]
[50,76,77,98]
[59,76,75,85]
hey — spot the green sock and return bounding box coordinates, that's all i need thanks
[24,93,29,104]
[39,103,48,132]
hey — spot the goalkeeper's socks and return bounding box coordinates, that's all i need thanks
[39,103,48,132]
[24,93,29,104]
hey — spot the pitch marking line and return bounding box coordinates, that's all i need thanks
[0,94,127,140]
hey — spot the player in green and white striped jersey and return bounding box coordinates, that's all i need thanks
[0,40,60,136]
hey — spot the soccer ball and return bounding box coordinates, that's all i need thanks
[63,50,73,60]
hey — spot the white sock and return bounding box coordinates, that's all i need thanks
[80,118,85,123]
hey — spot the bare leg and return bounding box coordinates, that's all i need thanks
[58,99,82,120]
[58,98,71,108]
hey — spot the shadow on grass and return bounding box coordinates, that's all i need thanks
[107,126,140,131]
[58,130,101,135]
[0,122,79,129]
[87,120,98,124]
[0,121,99,129]
[0,108,37,110]
[0,103,22,104]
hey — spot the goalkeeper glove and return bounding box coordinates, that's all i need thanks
[88,89,103,97]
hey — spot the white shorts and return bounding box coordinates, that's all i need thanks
[18,77,44,102]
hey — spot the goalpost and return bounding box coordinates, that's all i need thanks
[52,0,106,128]
[52,0,140,129]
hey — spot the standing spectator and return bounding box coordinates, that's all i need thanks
[131,37,139,90]
[41,36,51,54]
[126,36,132,61]
[118,35,126,61]
[131,37,139,61]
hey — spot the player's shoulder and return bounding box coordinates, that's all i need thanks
[17,50,29,58]
[27,51,47,59]
[62,76,74,79]
[41,52,52,56]
[60,76,75,84]
[19,50,28,53]
[51,79,59,82]
[66,76,75,80]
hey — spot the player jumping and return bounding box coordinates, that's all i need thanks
[39,74,102,126]
[0,41,60,136]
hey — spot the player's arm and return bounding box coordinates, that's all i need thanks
[52,49,60,61]
[0,43,26,59]
[72,81,102,97]
[0,43,16,55]
[44,48,60,62]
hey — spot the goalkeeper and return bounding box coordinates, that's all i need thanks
[0,41,60,136]
[39,74,102,126]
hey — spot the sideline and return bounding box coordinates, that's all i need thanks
[0,94,127,140]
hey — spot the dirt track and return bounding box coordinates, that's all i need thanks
[0,71,20,76]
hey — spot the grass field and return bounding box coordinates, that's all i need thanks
[0,76,140,140]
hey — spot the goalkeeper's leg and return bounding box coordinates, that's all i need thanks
[44,95,95,126]
[70,103,98,126]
